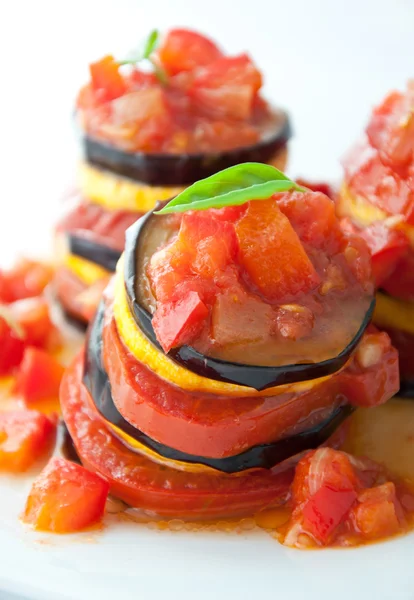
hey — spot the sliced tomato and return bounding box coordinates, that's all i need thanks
[0,410,55,472]
[10,297,60,351]
[89,55,126,102]
[235,199,320,301]
[190,54,262,119]
[351,482,404,540]
[0,315,25,375]
[0,259,54,304]
[158,29,222,76]
[152,291,209,352]
[23,457,109,532]
[60,354,293,519]
[15,348,65,404]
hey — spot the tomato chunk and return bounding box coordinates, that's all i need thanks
[0,410,55,472]
[302,484,357,544]
[351,482,404,540]
[15,348,65,404]
[11,297,60,351]
[235,199,320,301]
[89,55,126,101]
[158,29,222,75]
[23,457,109,532]
[0,315,25,375]
[152,291,209,352]
[0,259,54,304]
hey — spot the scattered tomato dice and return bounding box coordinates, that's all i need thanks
[0,314,25,375]
[0,259,54,304]
[23,457,109,532]
[10,296,60,351]
[351,482,404,540]
[89,55,126,101]
[158,29,222,75]
[15,348,65,404]
[0,410,55,472]
[235,199,320,301]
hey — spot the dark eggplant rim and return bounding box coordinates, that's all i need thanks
[123,210,376,391]
[78,110,292,186]
[68,233,122,273]
[83,301,354,474]
[397,380,414,399]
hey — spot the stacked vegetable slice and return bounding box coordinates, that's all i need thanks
[54,29,292,324]
[337,82,414,394]
[60,164,399,520]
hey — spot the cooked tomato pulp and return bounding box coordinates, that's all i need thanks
[77,29,280,154]
[140,192,373,365]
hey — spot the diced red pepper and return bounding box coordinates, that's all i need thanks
[302,484,357,544]
[152,291,209,353]
[235,199,320,301]
[23,457,109,532]
[0,410,56,472]
[15,348,65,404]
[0,259,54,304]
[158,29,222,75]
[89,55,126,101]
[0,315,25,375]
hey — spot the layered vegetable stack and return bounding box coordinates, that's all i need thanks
[54,29,291,324]
[58,164,400,532]
[338,83,414,393]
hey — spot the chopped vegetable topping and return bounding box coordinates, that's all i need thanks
[15,348,65,405]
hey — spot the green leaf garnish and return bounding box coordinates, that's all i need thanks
[118,29,168,84]
[155,163,306,214]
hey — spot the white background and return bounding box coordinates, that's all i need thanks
[0,2,413,599]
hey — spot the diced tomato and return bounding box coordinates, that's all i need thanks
[235,199,320,301]
[89,55,126,102]
[340,218,409,286]
[23,457,109,533]
[152,291,209,353]
[0,259,54,304]
[158,29,222,76]
[190,54,262,119]
[302,484,357,544]
[296,179,336,200]
[351,482,404,540]
[341,329,400,407]
[15,348,65,404]
[366,86,414,173]
[10,297,59,351]
[0,410,55,472]
[381,248,414,301]
[0,315,25,375]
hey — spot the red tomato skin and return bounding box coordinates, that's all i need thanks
[0,259,54,304]
[152,291,209,353]
[89,55,126,102]
[0,410,55,472]
[302,484,357,544]
[23,457,109,533]
[381,248,414,301]
[15,348,65,404]
[158,29,222,75]
[60,354,293,519]
[0,316,26,375]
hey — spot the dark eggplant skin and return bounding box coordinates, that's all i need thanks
[123,211,376,391]
[83,301,354,474]
[399,381,414,398]
[79,111,292,186]
[68,234,122,273]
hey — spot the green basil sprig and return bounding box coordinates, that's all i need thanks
[118,29,168,84]
[156,163,305,214]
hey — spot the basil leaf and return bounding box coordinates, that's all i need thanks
[156,163,305,214]
[142,29,160,59]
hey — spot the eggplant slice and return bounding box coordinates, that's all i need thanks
[123,211,376,391]
[68,234,122,273]
[84,302,354,474]
[79,110,292,186]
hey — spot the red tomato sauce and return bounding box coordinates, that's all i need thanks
[77,29,278,154]
[143,192,374,364]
